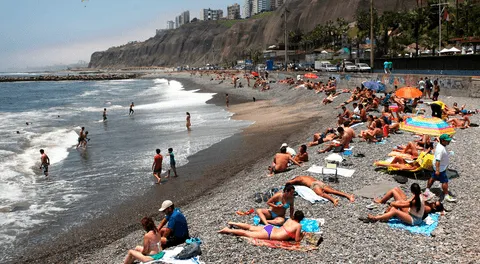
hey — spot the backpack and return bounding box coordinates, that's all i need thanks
[175,242,202,260]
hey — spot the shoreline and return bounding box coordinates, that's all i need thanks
[14,74,319,263]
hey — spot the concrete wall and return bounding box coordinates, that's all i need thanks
[273,72,478,97]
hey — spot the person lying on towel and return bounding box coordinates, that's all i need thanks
[286,176,354,206]
[218,210,305,242]
[374,156,421,171]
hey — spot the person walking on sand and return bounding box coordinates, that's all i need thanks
[103,108,107,121]
[152,149,163,184]
[165,148,178,178]
[424,134,456,202]
[76,127,85,148]
[225,94,229,108]
[186,112,191,131]
[129,102,135,115]
[39,149,50,177]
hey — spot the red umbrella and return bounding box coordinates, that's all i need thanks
[251,71,259,77]
[304,73,318,79]
[395,86,423,99]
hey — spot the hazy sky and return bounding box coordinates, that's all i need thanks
[0,0,238,71]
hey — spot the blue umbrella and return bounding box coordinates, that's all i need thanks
[362,81,386,92]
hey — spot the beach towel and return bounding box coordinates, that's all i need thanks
[141,246,204,264]
[353,181,398,199]
[292,185,328,203]
[242,237,319,252]
[388,213,440,236]
[350,122,364,128]
[252,215,323,233]
[306,165,355,177]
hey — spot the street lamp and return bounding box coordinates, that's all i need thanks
[431,0,449,54]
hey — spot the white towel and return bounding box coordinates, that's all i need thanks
[350,122,364,128]
[142,246,204,264]
[294,185,328,203]
[306,165,355,177]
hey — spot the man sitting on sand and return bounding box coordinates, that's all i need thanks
[218,210,305,242]
[294,145,308,163]
[308,128,338,147]
[318,127,352,153]
[257,184,295,225]
[268,146,302,176]
[286,176,354,206]
[157,200,190,249]
[447,110,470,129]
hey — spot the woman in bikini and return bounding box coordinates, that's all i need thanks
[123,217,163,264]
[256,184,295,226]
[218,210,305,242]
[186,112,191,131]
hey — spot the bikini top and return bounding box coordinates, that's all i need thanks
[276,201,290,209]
[282,226,296,240]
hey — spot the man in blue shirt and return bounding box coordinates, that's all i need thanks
[157,200,190,249]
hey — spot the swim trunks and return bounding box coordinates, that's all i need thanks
[41,164,48,175]
[154,169,162,174]
[310,181,325,190]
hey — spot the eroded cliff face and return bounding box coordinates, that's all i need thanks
[88,0,416,68]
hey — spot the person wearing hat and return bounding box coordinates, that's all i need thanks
[157,200,190,249]
[281,143,296,157]
[424,134,456,202]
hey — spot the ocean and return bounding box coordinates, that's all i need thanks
[0,77,252,261]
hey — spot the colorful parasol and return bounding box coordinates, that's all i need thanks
[400,116,456,136]
[304,73,318,79]
[395,86,423,99]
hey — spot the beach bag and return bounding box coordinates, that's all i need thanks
[175,242,202,260]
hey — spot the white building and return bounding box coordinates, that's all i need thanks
[251,0,271,15]
[166,20,174,30]
[243,0,253,18]
[200,8,224,21]
[227,3,241,20]
[181,11,190,24]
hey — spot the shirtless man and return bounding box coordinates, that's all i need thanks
[268,146,302,176]
[103,108,107,121]
[318,127,352,153]
[76,127,85,148]
[225,94,229,108]
[294,145,309,163]
[39,149,50,177]
[448,110,470,129]
[152,149,163,184]
[129,102,135,115]
[338,106,352,126]
[308,128,338,147]
[287,176,355,206]
[342,121,356,139]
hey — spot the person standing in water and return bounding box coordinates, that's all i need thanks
[76,127,85,148]
[152,149,163,184]
[129,102,135,115]
[225,94,229,108]
[186,112,191,131]
[165,148,178,178]
[39,149,50,177]
[103,108,107,121]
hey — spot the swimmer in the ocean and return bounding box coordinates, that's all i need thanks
[103,108,107,121]
[39,149,50,177]
[129,102,134,115]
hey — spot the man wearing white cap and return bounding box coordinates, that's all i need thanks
[157,200,190,249]
[281,143,296,157]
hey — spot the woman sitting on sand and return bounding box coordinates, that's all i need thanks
[218,210,305,242]
[256,184,295,226]
[123,217,163,264]
[360,185,444,224]
[359,183,426,225]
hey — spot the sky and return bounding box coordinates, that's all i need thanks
[0,0,239,71]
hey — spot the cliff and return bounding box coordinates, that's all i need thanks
[88,0,416,68]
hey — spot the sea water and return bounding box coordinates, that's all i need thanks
[0,78,251,260]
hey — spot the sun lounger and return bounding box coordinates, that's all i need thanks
[388,213,440,236]
[307,165,355,177]
[377,152,434,180]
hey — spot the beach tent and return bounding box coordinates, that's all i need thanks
[439,48,451,54]
[448,47,460,53]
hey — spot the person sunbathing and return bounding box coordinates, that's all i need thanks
[358,120,383,142]
[287,175,354,206]
[293,144,309,163]
[268,146,302,176]
[123,217,163,264]
[218,210,305,242]
[337,106,352,126]
[393,141,434,157]
[447,110,470,128]
[335,95,358,109]
[256,184,295,225]
[318,127,352,153]
[370,186,445,216]
[374,156,421,171]
[359,183,431,226]
[308,128,337,147]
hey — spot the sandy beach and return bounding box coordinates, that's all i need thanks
[25,71,480,263]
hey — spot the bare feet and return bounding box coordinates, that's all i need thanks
[218,227,230,234]
[349,195,355,203]
[374,198,382,204]
[367,214,377,222]
[333,199,339,206]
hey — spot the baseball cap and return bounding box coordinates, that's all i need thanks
[439,134,452,142]
[281,143,288,147]
[159,200,173,211]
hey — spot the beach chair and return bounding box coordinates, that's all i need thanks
[322,155,340,182]
[378,152,434,180]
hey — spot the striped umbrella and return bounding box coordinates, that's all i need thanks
[400,116,456,136]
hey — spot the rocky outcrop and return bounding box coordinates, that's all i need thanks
[88,0,416,68]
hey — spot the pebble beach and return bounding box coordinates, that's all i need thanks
[73,71,480,264]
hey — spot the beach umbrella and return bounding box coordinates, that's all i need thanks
[304,73,318,79]
[400,116,456,136]
[395,86,423,99]
[362,81,386,92]
[251,71,259,77]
